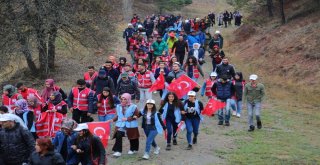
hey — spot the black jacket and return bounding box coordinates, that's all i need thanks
[29,151,65,165]
[216,63,236,79]
[116,79,140,100]
[91,76,116,95]
[0,123,35,164]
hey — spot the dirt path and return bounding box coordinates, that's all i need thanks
[106,1,246,165]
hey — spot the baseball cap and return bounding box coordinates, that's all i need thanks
[210,72,217,77]
[146,99,156,104]
[249,74,258,80]
[121,72,129,78]
[187,91,196,96]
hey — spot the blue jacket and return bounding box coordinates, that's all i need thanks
[140,111,164,134]
[183,100,203,120]
[161,103,182,123]
[115,104,138,128]
[187,35,200,49]
[53,131,78,165]
[188,48,205,60]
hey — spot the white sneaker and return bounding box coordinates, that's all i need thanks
[153,146,160,155]
[113,152,121,157]
[232,111,237,116]
[128,150,137,155]
[142,153,150,160]
[236,113,241,118]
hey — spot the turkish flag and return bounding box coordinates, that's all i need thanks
[149,72,165,92]
[167,74,198,98]
[88,122,110,148]
[202,99,226,116]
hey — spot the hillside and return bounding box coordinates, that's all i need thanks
[229,0,320,106]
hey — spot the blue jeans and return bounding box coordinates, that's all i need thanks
[144,127,158,153]
[166,117,178,144]
[236,100,242,114]
[185,118,200,145]
[247,102,261,126]
[218,99,231,122]
[230,99,237,112]
[98,114,115,130]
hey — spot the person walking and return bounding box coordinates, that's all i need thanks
[139,99,166,160]
[181,91,204,150]
[136,63,156,109]
[109,93,140,157]
[2,84,23,113]
[14,99,37,139]
[244,74,265,132]
[159,92,183,150]
[201,72,218,99]
[172,36,189,65]
[232,72,246,118]
[0,114,35,165]
[41,79,67,103]
[68,79,95,123]
[29,138,65,165]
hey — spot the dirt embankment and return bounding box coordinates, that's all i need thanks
[230,0,320,106]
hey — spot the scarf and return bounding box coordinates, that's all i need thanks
[3,85,18,98]
[121,93,132,106]
[41,79,56,102]
[15,99,29,114]
[49,91,62,105]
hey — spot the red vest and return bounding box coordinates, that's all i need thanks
[96,94,116,116]
[2,93,20,111]
[136,70,153,88]
[185,65,200,78]
[36,112,63,138]
[28,105,42,121]
[84,71,98,85]
[47,101,67,116]
[205,79,216,97]
[72,87,92,111]
[151,63,159,73]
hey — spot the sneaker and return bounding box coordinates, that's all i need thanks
[153,146,160,155]
[248,125,255,132]
[113,152,121,157]
[166,144,171,150]
[218,121,223,125]
[142,153,149,160]
[128,150,137,155]
[236,113,241,118]
[186,144,192,150]
[225,121,230,126]
[173,139,177,145]
[232,111,236,116]
[257,121,262,129]
[192,137,197,144]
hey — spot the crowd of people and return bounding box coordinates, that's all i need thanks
[0,12,264,165]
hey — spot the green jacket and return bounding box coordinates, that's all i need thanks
[151,41,168,56]
[166,37,178,49]
[243,83,265,103]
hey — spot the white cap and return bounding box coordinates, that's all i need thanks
[128,23,133,27]
[249,74,258,80]
[73,123,89,131]
[185,20,189,23]
[210,72,217,77]
[138,25,143,28]
[215,30,220,34]
[173,62,181,66]
[146,99,156,104]
[0,114,14,122]
[187,91,196,96]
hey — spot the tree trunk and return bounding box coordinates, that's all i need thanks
[48,27,57,69]
[37,30,48,78]
[267,0,273,17]
[279,0,286,24]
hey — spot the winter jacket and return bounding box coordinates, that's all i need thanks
[244,83,265,103]
[151,41,168,56]
[0,123,35,164]
[116,79,140,100]
[188,48,205,61]
[123,28,135,42]
[216,63,236,79]
[103,67,120,88]
[234,80,245,101]
[211,80,235,101]
[154,67,170,79]
[74,136,106,165]
[167,70,185,79]
[209,36,224,49]
[91,76,116,95]
[53,131,78,165]
[187,35,201,49]
[29,151,65,165]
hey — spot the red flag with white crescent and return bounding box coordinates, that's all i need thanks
[202,99,226,116]
[167,74,199,98]
[88,122,110,148]
[149,72,165,92]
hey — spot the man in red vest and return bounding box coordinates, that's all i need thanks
[83,66,98,87]
[68,79,95,123]
[16,82,42,102]
[135,63,155,109]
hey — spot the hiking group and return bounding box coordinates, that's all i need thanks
[0,12,265,165]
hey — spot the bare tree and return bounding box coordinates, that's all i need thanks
[267,0,273,17]
[279,0,286,24]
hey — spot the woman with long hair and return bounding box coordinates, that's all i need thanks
[95,87,120,122]
[159,92,183,150]
[29,138,65,165]
[183,56,204,82]
[72,123,106,165]
[139,99,165,159]
[109,93,140,157]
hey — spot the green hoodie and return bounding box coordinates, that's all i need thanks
[243,83,265,103]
